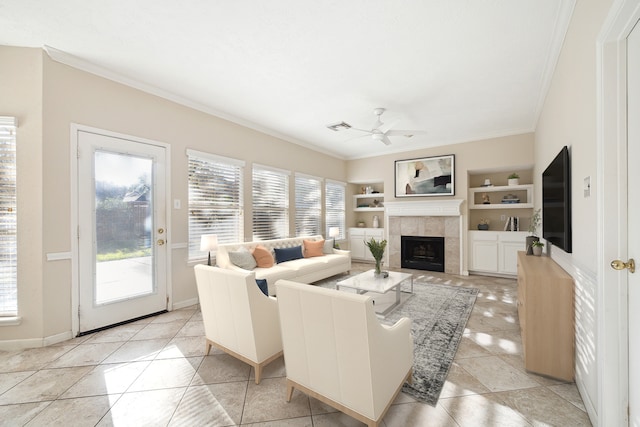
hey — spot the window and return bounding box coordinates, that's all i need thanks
[325,180,346,240]
[187,150,244,261]
[0,117,17,317]
[253,165,289,241]
[295,173,321,237]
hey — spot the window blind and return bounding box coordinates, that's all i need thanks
[0,117,17,316]
[188,150,244,261]
[252,165,289,241]
[325,180,346,240]
[295,174,321,237]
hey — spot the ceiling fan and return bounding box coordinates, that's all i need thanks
[326,107,427,145]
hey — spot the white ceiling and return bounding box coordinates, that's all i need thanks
[0,0,574,159]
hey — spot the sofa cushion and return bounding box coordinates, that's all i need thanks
[253,245,275,268]
[229,248,257,270]
[255,278,269,296]
[274,246,304,264]
[303,239,325,258]
[323,239,334,254]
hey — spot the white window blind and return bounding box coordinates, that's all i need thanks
[0,117,17,317]
[295,174,321,237]
[188,150,244,261]
[253,165,289,241]
[325,180,346,240]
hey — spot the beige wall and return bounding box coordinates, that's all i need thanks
[347,132,535,229]
[2,48,347,343]
[0,47,45,342]
[534,0,614,420]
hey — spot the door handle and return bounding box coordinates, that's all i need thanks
[611,258,635,273]
[157,239,165,246]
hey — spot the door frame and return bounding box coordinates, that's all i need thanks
[70,124,173,337]
[597,1,640,425]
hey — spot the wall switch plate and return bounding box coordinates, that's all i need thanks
[584,177,591,197]
[500,214,506,221]
[174,199,181,209]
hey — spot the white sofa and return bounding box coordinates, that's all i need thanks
[275,279,413,427]
[194,265,283,384]
[216,235,351,295]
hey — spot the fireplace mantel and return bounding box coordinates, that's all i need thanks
[384,199,464,217]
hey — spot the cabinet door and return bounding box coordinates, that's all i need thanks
[349,237,366,259]
[471,241,499,272]
[499,242,523,274]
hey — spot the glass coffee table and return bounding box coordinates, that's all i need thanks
[336,270,413,316]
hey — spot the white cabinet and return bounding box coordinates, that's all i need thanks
[468,231,527,276]
[349,228,384,261]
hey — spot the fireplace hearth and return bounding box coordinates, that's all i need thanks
[401,236,445,272]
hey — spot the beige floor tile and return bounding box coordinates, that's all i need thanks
[0,346,76,373]
[499,354,566,386]
[175,320,205,337]
[101,338,170,363]
[0,370,35,395]
[456,356,540,392]
[83,325,145,344]
[128,357,202,392]
[156,336,208,359]
[465,329,523,355]
[0,401,51,427]
[130,320,186,341]
[96,388,185,427]
[311,411,367,426]
[191,354,252,385]
[383,402,459,427]
[169,382,247,426]
[150,309,196,324]
[46,342,123,368]
[0,366,93,404]
[240,417,313,427]
[549,383,588,412]
[438,362,491,398]
[455,335,493,359]
[495,387,592,426]
[61,361,150,398]
[25,394,120,426]
[308,395,340,415]
[241,377,311,424]
[439,393,532,426]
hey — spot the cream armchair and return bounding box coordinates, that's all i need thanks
[194,265,283,384]
[275,279,413,427]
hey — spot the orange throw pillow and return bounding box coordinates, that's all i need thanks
[252,245,274,268]
[303,239,325,258]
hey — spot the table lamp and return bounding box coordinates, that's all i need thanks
[329,227,340,249]
[200,234,218,266]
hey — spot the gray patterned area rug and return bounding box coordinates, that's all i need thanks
[316,275,478,406]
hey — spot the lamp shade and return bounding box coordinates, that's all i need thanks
[329,227,340,238]
[200,234,218,252]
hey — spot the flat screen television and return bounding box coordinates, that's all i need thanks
[542,146,572,253]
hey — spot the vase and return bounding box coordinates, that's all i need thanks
[374,259,383,277]
[525,236,539,255]
[477,224,489,230]
[508,178,519,186]
[533,246,543,256]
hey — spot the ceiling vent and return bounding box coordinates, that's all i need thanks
[326,121,352,131]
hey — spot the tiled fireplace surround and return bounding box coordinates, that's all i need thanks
[385,200,464,275]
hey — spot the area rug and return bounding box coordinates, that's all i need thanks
[317,274,478,406]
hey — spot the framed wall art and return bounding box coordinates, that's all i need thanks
[394,154,455,197]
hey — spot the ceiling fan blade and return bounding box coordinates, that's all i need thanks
[379,119,399,133]
[381,135,392,145]
[386,129,428,138]
[350,127,374,134]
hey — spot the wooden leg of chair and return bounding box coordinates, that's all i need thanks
[254,364,262,385]
[205,341,212,356]
[406,369,413,385]
[285,380,295,402]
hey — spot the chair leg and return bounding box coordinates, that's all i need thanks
[254,364,262,385]
[285,380,295,402]
[205,341,212,355]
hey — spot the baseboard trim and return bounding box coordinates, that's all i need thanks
[172,297,199,310]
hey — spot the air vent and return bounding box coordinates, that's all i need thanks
[326,122,352,131]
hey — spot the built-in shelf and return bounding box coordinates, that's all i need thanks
[468,184,533,210]
[353,193,384,212]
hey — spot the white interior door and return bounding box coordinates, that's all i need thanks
[627,19,640,426]
[78,130,168,333]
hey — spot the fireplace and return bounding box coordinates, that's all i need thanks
[401,236,445,272]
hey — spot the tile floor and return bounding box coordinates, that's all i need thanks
[0,263,592,426]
